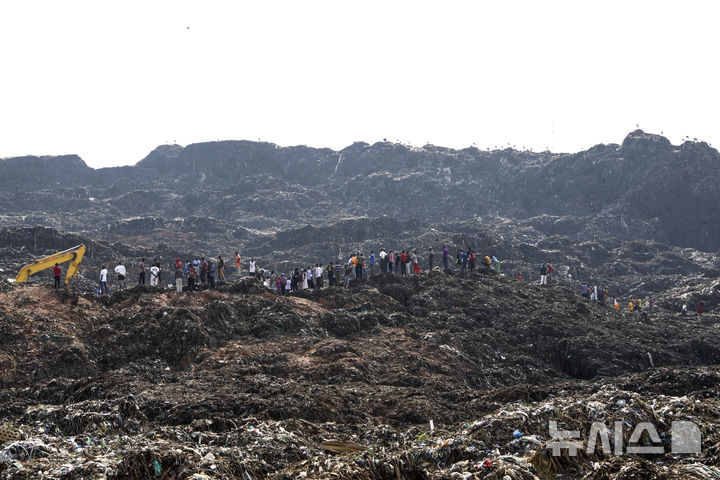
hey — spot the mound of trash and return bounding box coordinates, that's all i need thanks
[0,271,719,478]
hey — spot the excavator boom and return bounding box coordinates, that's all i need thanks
[15,244,86,286]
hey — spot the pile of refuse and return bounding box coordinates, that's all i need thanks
[1,272,719,479]
[1,380,719,479]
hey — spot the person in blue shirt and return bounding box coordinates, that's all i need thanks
[491,256,500,273]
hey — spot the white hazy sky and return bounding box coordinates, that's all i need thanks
[1,1,718,168]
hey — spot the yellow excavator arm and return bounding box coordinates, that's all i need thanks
[15,244,86,286]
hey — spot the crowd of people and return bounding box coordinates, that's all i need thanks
[251,248,508,293]
[41,246,702,315]
[80,247,508,295]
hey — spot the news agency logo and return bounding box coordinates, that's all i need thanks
[547,420,701,456]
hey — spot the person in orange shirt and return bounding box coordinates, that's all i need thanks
[235,251,241,275]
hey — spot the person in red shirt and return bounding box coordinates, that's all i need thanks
[546,263,555,284]
[187,264,197,291]
[52,263,62,289]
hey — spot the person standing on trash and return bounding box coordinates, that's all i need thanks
[314,264,324,288]
[649,296,654,311]
[235,251,241,276]
[460,250,468,272]
[199,258,208,284]
[150,263,160,287]
[546,263,554,282]
[356,253,365,279]
[115,262,127,290]
[400,250,408,275]
[279,273,287,295]
[249,258,256,278]
[344,265,352,286]
[369,251,376,274]
[697,300,703,315]
[207,261,216,288]
[412,251,421,274]
[174,263,184,293]
[306,266,314,289]
[300,267,308,290]
[379,248,387,273]
[187,263,197,291]
[348,254,357,277]
[217,256,225,283]
[152,258,162,285]
[428,247,434,270]
[327,262,336,286]
[395,250,401,272]
[387,250,394,273]
[442,246,449,269]
[539,263,548,285]
[138,258,146,285]
[290,268,299,291]
[99,265,108,294]
[52,263,62,289]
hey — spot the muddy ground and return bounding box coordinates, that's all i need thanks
[1,271,719,479]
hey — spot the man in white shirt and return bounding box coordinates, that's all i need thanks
[150,264,160,287]
[99,265,108,294]
[249,258,256,277]
[114,262,127,290]
[378,249,387,273]
[314,264,324,288]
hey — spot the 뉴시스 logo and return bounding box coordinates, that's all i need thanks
[547,420,701,456]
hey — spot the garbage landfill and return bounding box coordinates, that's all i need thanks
[0,272,719,479]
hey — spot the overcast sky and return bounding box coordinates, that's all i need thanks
[1,1,718,168]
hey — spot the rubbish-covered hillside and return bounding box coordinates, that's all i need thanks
[1,271,719,478]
